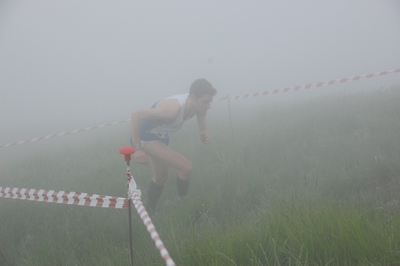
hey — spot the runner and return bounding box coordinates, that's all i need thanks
[130,78,217,214]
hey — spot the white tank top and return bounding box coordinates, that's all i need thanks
[147,93,192,138]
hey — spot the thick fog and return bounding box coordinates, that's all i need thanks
[1,0,400,144]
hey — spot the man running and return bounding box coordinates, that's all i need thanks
[130,78,217,214]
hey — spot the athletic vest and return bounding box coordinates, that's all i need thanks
[140,94,192,140]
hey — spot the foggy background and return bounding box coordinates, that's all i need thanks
[1,0,400,145]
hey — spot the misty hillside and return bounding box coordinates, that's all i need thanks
[3,87,400,265]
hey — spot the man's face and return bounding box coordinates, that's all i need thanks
[194,94,213,114]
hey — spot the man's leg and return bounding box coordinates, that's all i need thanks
[146,155,169,214]
[176,177,189,197]
[143,141,192,197]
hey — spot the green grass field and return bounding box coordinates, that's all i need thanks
[1,87,400,265]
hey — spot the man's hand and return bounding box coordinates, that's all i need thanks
[200,130,211,145]
[134,149,148,164]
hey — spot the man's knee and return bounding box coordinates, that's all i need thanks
[153,172,169,185]
[179,162,192,180]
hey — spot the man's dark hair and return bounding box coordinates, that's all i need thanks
[189,78,217,98]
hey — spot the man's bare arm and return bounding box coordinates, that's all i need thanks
[130,99,180,164]
[197,112,211,145]
[131,99,180,147]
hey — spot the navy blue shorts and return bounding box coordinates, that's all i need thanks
[130,135,170,148]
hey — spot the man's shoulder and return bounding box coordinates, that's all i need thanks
[164,93,189,103]
[154,98,181,119]
[157,98,181,109]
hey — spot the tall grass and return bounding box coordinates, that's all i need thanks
[1,87,400,265]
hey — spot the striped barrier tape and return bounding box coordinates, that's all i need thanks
[216,68,400,101]
[127,177,176,266]
[1,68,399,149]
[131,193,176,266]
[0,119,131,149]
[1,181,176,265]
[0,186,129,209]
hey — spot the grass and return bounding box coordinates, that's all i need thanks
[1,87,400,265]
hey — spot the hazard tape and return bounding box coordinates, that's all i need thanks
[1,167,175,264]
[131,193,176,266]
[1,68,399,149]
[0,187,129,209]
[126,176,176,266]
[216,69,400,101]
[0,119,131,149]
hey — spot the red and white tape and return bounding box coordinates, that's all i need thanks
[216,69,400,101]
[0,119,131,149]
[0,187,129,209]
[1,68,398,149]
[131,193,176,266]
[127,178,176,266]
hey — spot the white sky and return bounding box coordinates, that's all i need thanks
[1,0,400,143]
